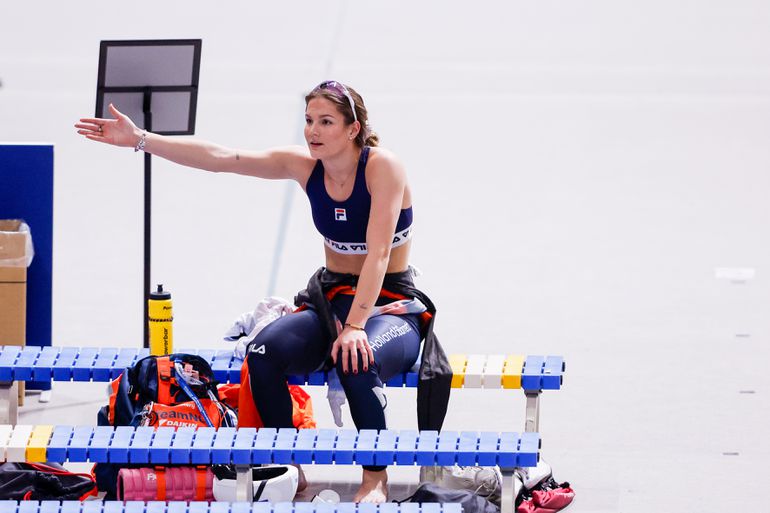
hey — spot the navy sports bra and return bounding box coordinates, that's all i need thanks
[305,146,413,255]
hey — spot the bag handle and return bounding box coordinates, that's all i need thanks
[156,357,174,405]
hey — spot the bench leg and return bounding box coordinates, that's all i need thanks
[500,468,521,513]
[0,382,19,425]
[235,465,254,501]
[524,391,541,433]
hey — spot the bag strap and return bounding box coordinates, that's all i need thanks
[156,357,174,405]
[195,466,208,501]
[107,377,122,425]
[25,462,97,483]
[174,361,215,427]
[154,467,166,501]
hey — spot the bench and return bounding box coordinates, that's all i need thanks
[0,346,565,430]
[0,346,565,512]
[1,501,463,513]
[0,424,539,505]
[0,425,540,467]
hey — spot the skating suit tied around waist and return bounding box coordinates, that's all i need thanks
[305,146,413,255]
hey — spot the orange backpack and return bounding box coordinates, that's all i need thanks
[102,354,235,428]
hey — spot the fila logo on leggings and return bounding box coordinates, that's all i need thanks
[250,344,266,355]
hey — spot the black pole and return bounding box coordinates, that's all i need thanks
[143,89,153,348]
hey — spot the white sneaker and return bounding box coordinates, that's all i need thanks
[515,459,552,491]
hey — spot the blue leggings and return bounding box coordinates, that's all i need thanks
[245,294,421,471]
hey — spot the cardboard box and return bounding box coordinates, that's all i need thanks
[0,219,30,404]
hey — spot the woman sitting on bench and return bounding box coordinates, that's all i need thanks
[75,80,447,503]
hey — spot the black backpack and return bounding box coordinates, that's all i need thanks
[95,353,234,498]
[0,462,97,500]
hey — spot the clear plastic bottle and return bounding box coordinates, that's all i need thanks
[311,489,341,504]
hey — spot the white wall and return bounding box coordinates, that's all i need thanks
[2,0,768,351]
[0,0,766,346]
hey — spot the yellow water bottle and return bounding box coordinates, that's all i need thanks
[148,284,173,355]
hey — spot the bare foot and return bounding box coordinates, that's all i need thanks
[292,464,307,492]
[354,469,388,503]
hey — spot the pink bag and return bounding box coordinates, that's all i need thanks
[517,483,575,513]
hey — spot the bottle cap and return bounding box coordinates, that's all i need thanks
[149,283,171,300]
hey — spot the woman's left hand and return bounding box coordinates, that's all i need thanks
[331,326,375,374]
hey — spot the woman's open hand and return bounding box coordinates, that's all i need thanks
[331,325,375,374]
[75,103,140,148]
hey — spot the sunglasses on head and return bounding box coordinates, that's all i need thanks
[314,80,358,123]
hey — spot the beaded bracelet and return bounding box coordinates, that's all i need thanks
[134,132,147,152]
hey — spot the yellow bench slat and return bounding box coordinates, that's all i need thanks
[449,354,467,388]
[502,354,525,389]
[26,424,53,462]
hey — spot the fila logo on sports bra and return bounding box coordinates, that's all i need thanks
[334,208,347,221]
[323,226,413,255]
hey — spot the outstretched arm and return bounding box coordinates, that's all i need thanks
[75,103,310,181]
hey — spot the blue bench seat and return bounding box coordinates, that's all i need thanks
[0,425,539,469]
[0,345,564,391]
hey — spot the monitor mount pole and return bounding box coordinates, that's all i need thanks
[143,88,152,349]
